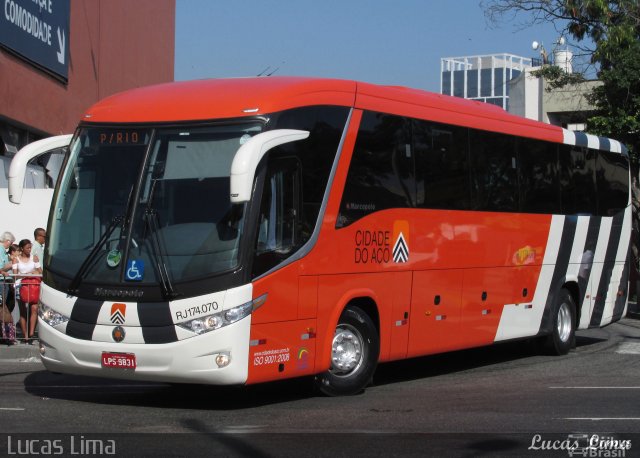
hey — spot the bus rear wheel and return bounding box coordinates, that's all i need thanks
[314,305,379,396]
[543,288,576,355]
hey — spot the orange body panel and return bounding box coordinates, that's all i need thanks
[252,262,300,324]
[388,272,412,360]
[247,319,317,384]
[460,268,513,347]
[298,276,318,320]
[408,270,464,357]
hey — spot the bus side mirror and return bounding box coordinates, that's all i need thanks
[230,129,309,203]
[8,134,72,204]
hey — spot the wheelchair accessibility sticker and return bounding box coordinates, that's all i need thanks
[125,260,144,281]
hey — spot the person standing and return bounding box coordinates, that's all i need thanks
[32,228,46,267]
[0,231,15,273]
[13,240,42,342]
[0,233,16,345]
[0,232,16,330]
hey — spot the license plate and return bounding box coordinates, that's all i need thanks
[101,352,136,369]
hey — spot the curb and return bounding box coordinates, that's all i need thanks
[0,341,41,361]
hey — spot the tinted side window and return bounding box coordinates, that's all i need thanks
[469,129,518,211]
[252,158,301,277]
[270,105,349,235]
[337,112,413,227]
[414,119,470,210]
[597,150,629,216]
[560,146,597,215]
[518,139,560,214]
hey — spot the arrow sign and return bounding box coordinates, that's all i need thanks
[0,0,70,80]
[56,28,65,65]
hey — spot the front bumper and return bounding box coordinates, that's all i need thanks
[38,316,251,385]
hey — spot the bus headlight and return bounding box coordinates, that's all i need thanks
[177,294,266,336]
[38,303,70,327]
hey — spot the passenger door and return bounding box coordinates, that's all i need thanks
[252,157,302,279]
[251,156,302,324]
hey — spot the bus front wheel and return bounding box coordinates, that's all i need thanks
[314,305,379,396]
[543,288,576,355]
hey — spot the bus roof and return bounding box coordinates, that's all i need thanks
[83,77,357,124]
[82,76,563,143]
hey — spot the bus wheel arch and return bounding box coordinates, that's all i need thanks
[543,285,577,355]
[314,298,380,396]
[563,281,581,330]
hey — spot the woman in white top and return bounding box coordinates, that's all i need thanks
[13,239,42,341]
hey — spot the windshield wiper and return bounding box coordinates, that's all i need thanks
[68,215,123,294]
[144,208,179,300]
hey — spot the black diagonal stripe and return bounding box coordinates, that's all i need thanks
[66,298,103,340]
[393,241,408,260]
[138,302,177,343]
[393,237,407,255]
[538,216,577,335]
[140,325,178,344]
[578,217,601,307]
[590,212,625,326]
[65,321,100,341]
[612,244,631,321]
[111,312,125,324]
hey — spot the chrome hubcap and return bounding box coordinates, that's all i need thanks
[557,302,572,343]
[330,324,364,377]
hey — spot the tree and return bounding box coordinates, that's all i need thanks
[482,0,640,162]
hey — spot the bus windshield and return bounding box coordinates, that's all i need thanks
[48,123,262,290]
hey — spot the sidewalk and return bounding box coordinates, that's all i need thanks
[0,339,40,361]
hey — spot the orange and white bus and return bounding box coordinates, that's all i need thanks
[20,77,630,395]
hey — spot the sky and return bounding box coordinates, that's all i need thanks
[175,0,564,93]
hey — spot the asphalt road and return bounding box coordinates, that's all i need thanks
[1,319,640,457]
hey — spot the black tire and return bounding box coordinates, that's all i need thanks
[314,305,379,396]
[543,288,576,355]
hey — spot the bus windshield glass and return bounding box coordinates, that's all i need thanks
[48,123,262,288]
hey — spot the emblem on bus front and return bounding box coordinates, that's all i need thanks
[112,326,126,342]
[110,303,126,325]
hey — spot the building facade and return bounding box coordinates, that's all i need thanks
[440,54,537,110]
[0,0,175,154]
[507,69,599,130]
